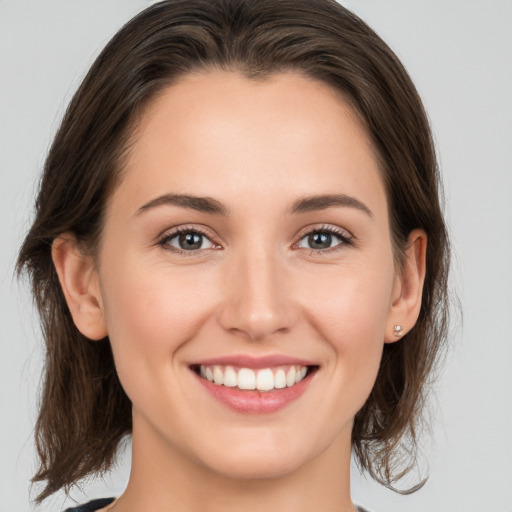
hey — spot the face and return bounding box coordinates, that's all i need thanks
[93,71,402,479]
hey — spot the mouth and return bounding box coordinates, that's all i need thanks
[191,363,318,392]
[190,360,319,414]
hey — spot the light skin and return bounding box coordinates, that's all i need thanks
[52,70,427,512]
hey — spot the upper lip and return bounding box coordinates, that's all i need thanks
[190,354,317,369]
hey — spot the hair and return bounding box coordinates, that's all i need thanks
[17,0,450,504]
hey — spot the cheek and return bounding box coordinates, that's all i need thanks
[99,254,219,379]
[303,261,394,343]
[300,259,395,403]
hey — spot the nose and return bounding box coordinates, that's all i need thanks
[217,247,298,342]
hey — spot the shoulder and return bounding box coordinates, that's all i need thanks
[63,497,116,512]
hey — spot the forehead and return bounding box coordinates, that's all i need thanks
[115,70,386,216]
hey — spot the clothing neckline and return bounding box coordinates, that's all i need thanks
[64,497,372,512]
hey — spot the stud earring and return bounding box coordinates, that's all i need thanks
[393,325,404,337]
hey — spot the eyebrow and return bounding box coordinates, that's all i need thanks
[135,194,229,216]
[290,194,373,217]
[135,192,372,218]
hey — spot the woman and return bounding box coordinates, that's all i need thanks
[17,0,450,511]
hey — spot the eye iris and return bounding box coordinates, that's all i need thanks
[179,232,203,250]
[309,232,332,249]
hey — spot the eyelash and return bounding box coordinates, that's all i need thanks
[294,225,354,254]
[157,225,219,256]
[157,224,354,256]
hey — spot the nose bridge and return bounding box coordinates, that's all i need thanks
[218,240,296,341]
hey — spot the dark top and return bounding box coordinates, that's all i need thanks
[64,498,115,511]
[64,498,372,511]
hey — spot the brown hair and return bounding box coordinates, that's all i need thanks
[17,0,450,503]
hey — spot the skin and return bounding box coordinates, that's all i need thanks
[53,70,426,512]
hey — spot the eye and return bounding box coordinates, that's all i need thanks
[160,228,217,252]
[296,227,352,251]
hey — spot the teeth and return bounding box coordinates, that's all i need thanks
[213,366,224,385]
[286,366,296,387]
[256,368,274,391]
[238,368,256,390]
[223,366,237,387]
[274,369,287,389]
[295,366,307,383]
[198,364,309,391]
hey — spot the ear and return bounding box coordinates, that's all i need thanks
[52,233,108,340]
[385,229,427,343]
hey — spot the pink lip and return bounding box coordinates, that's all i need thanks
[195,375,313,414]
[191,354,316,369]
[190,356,318,414]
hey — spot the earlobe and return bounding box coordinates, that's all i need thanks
[385,229,427,343]
[52,233,108,340]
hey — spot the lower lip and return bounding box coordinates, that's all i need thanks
[194,370,314,414]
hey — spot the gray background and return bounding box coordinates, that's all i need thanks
[1,1,511,510]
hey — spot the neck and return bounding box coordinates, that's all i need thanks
[112,412,355,512]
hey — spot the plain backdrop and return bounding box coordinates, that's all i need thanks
[1,1,511,511]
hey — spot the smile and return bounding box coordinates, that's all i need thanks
[197,364,309,392]
[191,358,318,414]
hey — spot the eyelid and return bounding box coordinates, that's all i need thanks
[292,224,355,252]
[157,224,222,254]
[155,223,354,256]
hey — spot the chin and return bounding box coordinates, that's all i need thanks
[192,430,320,481]
[205,451,305,481]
